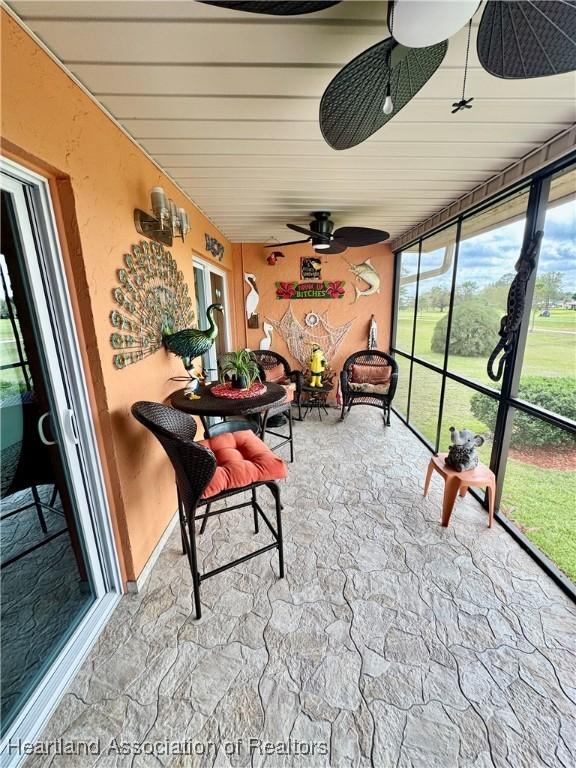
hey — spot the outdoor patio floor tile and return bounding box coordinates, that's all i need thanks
[24,409,576,768]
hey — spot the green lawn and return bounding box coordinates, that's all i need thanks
[502,460,576,581]
[396,307,576,582]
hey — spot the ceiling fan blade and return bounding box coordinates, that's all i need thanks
[265,238,311,247]
[286,223,330,241]
[322,242,347,255]
[319,37,447,150]
[333,226,390,247]
[198,1,341,15]
[477,1,576,78]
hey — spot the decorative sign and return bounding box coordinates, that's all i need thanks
[300,256,322,280]
[205,233,224,261]
[275,281,345,300]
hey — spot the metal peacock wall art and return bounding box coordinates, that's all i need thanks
[110,240,223,372]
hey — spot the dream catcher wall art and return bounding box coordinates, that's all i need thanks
[110,240,195,369]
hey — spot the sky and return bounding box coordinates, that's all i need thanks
[404,198,576,293]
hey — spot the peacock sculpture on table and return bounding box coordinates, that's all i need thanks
[110,240,223,372]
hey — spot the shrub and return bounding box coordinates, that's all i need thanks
[470,377,576,447]
[431,301,500,356]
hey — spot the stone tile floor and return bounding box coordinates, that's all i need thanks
[25,409,576,768]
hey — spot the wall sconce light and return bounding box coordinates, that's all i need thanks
[134,186,190,247]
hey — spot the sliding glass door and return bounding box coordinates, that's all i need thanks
[0,162,120,764]
[192,257,231,379]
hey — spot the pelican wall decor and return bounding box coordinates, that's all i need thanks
[259,321,274,350]
[244,273,260,329]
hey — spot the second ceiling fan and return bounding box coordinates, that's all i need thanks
[200,1,576,150]
[266,211,390,254]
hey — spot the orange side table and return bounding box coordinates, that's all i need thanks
[423,453,496,528]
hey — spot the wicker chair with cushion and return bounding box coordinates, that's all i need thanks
[252,350,304,421]
[131,401,286,619]
[216,350,296,462]
[339,350,398,426]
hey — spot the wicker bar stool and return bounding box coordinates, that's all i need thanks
[132,402,287,619]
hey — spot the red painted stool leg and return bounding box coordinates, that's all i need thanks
[459,485,468,498]
[441,477,462,527]
[486,481,495,528]
[423,460,435,497]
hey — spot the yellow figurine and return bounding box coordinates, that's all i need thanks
[308,344,327,388]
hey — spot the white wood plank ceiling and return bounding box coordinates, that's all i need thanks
[9,1,576,243]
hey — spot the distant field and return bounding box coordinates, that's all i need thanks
[396,307,576,384]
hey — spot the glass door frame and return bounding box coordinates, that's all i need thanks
[1,159,122,766]
[192,254,232,378]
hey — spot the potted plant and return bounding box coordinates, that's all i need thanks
[219,349,261,390]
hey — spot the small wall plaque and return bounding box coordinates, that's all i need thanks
[205,233,224,261]
[300,257,322,280]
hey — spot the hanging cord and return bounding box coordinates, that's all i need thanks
[452,20,474,113]
[383,2,395,114]
[461,19,472,101]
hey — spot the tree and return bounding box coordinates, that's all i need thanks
[479,273,515,309]
[398,285,411,309]
[428,284,451,312]
[533,271,563,309]
[432,301,500,356]
[0,298,14,319]
[416,289,432,312]
[457,281,479,301]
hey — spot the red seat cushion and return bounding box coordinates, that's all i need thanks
[350,363,392,385]
[264,363,287,383]
[199,430,287,498]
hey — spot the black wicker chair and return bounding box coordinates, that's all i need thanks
[216,352,295,462]
[252,350,304,421]
[131,402,284,619]
[339,350,398,426]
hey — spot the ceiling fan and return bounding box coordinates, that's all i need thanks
[264,211,390,254]
[199,1,576,149]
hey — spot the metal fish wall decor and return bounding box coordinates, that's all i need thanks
[345,258,381,302]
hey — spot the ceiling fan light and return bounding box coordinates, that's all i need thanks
[391,0,480,48]
[314,242,330,250]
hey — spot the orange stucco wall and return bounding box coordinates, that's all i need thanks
[1,12,237,582]
[232,242,394,395]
